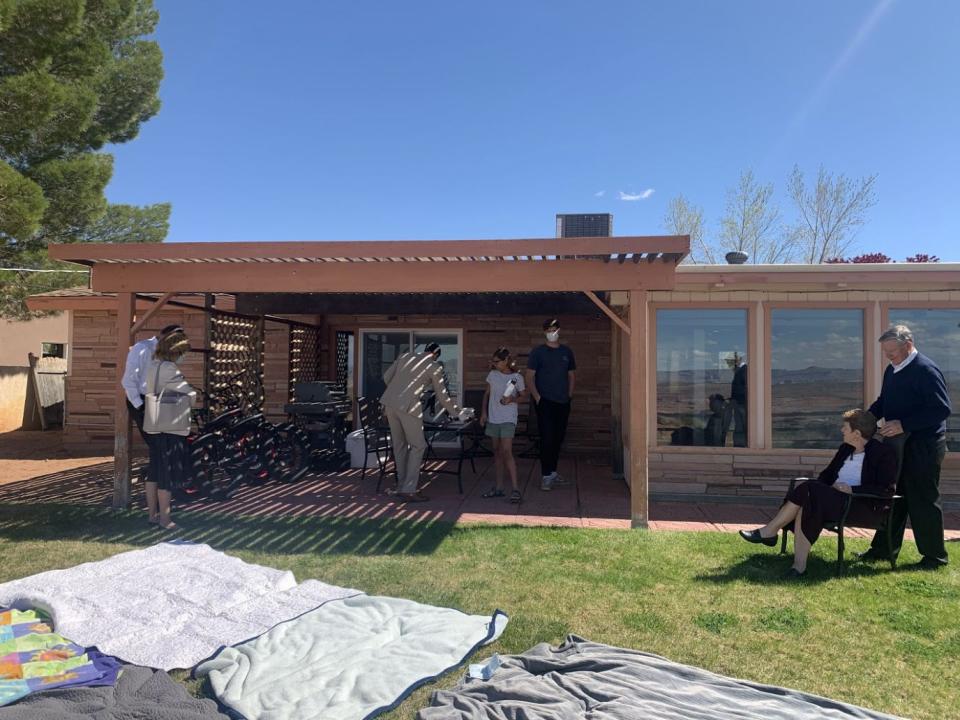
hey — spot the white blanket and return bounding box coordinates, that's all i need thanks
[196,594,508,720]
[0,542,362,670]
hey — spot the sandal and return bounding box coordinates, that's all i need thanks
[481,488,505,498]
[509,490,522,504]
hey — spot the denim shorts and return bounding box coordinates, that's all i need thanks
[484,422,517,439]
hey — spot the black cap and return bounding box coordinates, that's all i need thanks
[542,318,560,331]
[424,342,441,357]
[160,324,184,337]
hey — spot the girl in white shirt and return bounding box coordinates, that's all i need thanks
[480,347,527,503]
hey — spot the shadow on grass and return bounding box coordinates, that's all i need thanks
[0,503,452,557]
[696,550,900,585]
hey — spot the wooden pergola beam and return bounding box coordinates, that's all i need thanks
[129,291,176,337]
[113,292,135,509]
[583,291,631,336]
[49,236,690,263]
[88,260,679,294]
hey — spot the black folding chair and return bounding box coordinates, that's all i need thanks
[517,396,541,459]
[356,396,391,490]
[779,476,901,574]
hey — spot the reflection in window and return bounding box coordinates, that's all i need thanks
[656,309,748,447]
[771,309,863,448]
[361,332,409,401]
[888,309,960,449]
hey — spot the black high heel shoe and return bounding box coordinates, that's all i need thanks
[738,529,778,547]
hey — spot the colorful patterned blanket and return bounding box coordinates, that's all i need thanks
[0,608,121,707]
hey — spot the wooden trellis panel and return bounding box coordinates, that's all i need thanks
[334,330,352,392]
[208,311,264,414]
[288,324,321,400]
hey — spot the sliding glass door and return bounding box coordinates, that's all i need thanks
[359,329,463,409]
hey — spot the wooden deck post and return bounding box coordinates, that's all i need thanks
[114,292,135,509]
[628,289,648,528]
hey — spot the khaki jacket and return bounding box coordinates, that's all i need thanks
[380,352,460,418]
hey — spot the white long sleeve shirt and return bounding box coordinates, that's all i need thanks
[122,337,158,408]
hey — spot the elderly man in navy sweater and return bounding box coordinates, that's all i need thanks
[860,325,952,568]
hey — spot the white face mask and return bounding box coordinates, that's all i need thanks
[545,330,560,342]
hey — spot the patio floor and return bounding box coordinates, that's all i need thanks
[2,431,959,539]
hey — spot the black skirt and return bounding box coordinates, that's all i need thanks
[147,432,189,492]
[785,480,882,545]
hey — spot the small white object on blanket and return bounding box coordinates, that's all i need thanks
[196,594,508,720]
[0,542,362,670]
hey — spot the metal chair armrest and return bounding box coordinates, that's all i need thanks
[848,492,900,501]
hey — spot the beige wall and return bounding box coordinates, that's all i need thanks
[0,314,69,367]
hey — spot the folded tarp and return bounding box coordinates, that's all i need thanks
[0,608,122,707]
[0,664,228,719]
[196,594,508,720]
[0,542,361,670]
[418,635,903,720]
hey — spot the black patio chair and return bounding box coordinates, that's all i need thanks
[517,395,540,459]
[460,389,493,465]
[356,396,391,489]
[779,476,902,574]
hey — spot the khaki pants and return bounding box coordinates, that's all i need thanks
[384,408,426,493]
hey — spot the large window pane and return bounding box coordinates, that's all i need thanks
[656,309,748,447]
[888,309,960,448]
[771,309,863,448]
[413,332,461,403]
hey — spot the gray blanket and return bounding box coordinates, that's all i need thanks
[418,636,902,720]
[0,666,227,720]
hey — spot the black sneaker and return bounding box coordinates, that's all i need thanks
[916,556,948,570]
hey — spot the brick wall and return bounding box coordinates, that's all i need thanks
[320,313,613,454]
[649,449,960,503]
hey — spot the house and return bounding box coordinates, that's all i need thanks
[28,237,960,517]
[0,314,69,431]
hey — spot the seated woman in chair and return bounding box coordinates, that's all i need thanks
[738,408,897,577]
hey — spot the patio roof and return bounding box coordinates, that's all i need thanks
[48,236,689,293]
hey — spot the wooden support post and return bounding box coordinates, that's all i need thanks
[610,315,624,480]
[114,292,135,509]
[628,289,648,528]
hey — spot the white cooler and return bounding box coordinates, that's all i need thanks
[346,429,385,469]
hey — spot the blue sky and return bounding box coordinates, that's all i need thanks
[106,1,960,260]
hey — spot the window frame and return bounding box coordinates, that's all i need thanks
[649,302,756,450]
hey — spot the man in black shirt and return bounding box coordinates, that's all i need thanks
[860,325,952,568]
[526,318,576,491]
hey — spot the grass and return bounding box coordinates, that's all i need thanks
[1,504,958,719]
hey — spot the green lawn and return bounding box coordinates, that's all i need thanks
[1,504,957,719]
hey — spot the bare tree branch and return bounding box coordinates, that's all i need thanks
[719,169,794,263]
[664,194,716,264]
[788,165,877,263]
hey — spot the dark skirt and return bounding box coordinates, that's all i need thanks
[785,480,881,545]
[147,432,189,492]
